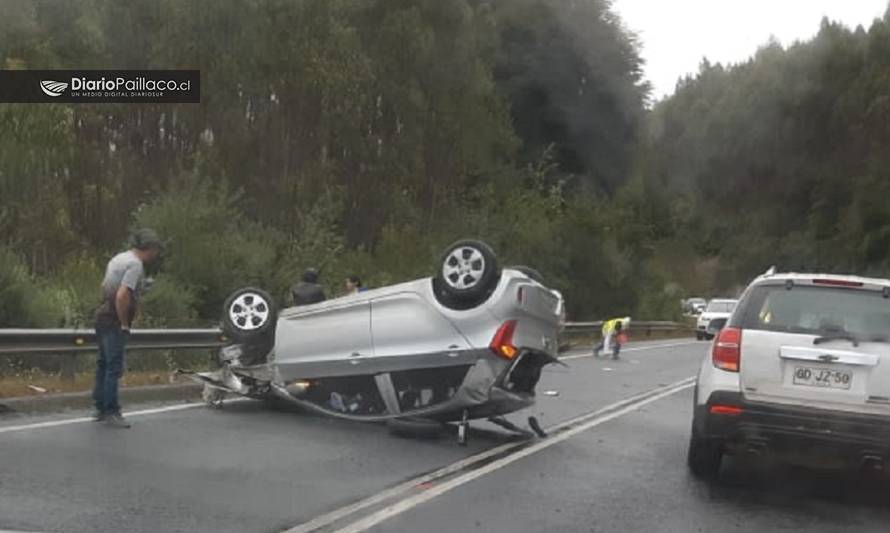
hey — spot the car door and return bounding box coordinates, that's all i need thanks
[368,291,473,372]
[273,300,374,381]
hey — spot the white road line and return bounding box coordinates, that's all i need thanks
[332,378,695,533]
[282,440,526,533]
[0,402,205,435]
[331,378,695,533]
[560,340,700,361]
[283,376,696,533]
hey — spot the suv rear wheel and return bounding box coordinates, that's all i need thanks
[433,239,500,309]
[687,426,723,479]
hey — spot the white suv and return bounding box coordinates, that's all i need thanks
[695,299,738,340]
[688,272,890,479]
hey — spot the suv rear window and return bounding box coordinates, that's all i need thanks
[736,284,890,339]
[706,301,736,313]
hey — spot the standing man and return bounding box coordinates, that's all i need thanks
[93,228,163,428]
[291,268,326,306]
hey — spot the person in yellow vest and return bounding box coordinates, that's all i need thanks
[593,316,631,359]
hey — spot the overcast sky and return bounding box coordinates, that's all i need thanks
[611,0,889,99]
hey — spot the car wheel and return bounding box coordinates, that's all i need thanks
[696,332,703,341]
[387,417,445,439]
[687,427,723,480]
[222,287,277,344]
[433,239,500,309]
[509,265,545,284]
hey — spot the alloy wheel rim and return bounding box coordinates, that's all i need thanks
[228,292,270,330]
[442,246,486,290]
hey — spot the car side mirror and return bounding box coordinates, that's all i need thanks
[707,317,727,336]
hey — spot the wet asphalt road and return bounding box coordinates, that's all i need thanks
[1,338,889,532]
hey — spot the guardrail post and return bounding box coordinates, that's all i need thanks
[59,354,76,383]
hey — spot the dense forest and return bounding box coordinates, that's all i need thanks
[2,0,890,330]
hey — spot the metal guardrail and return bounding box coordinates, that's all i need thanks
[0,328,227,355]
[0,320,688,356]
[562,321,690,336]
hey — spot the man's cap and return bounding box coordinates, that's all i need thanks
[130,228,164,251]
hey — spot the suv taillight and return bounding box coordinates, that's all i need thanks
[490,320,518,360]
[712,327,742,372]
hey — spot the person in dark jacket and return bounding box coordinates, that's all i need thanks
[291,268,326,306]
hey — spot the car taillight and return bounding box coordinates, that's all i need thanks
[490,320,518,360]
[712,327,742,372]
[709,404,743,416]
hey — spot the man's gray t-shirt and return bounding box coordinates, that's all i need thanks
[95,251,144,327]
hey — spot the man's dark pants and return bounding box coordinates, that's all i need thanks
[93,326,128,414]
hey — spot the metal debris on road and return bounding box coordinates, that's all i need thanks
[528,416,547,438]
[544,390,560,397]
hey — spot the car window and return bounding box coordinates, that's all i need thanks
[705,301,735,313]
[738,285,890,338]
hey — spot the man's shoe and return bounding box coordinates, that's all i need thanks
[104,412,131,428]
[92,410,106,422]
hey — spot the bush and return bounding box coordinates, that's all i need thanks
[41,253,104,328]
[133,177,285,318]
[0,247,58,327]
[269,191,348,303]
[139,277,201,327]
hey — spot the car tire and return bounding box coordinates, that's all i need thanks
[696,332,703,341]
[387,417,445,439]
[687,427,723,480]
[433,239,500,309]
[509,265,545,284]
[221,287,277,345]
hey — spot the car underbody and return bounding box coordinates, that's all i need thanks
[184,345,555,423]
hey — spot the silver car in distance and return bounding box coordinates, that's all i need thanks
[184,240,564,442]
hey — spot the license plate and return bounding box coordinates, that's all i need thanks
[792,366,852,390]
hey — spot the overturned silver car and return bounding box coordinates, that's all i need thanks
[184,240,564,442]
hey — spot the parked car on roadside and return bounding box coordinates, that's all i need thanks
[688,271,890,480]
[695,299,737,340]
